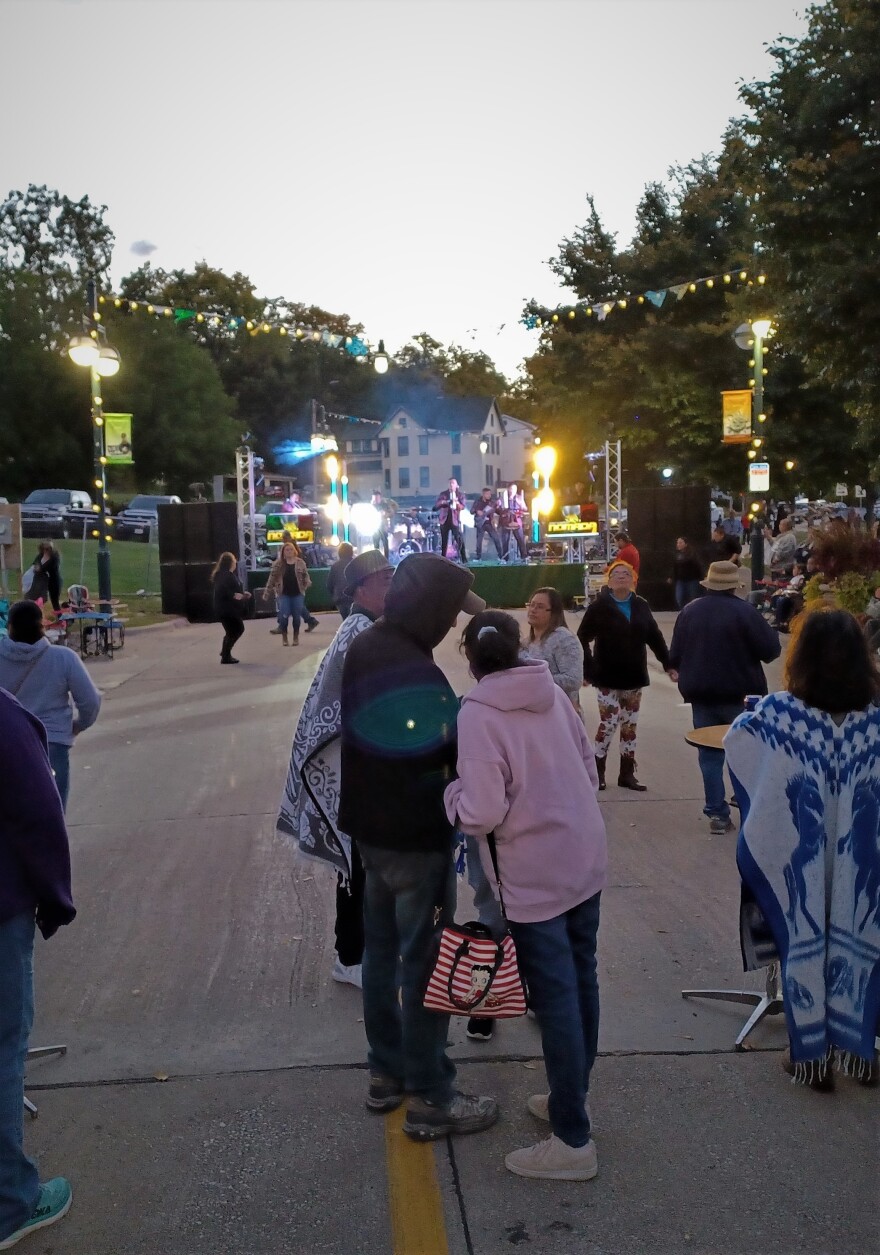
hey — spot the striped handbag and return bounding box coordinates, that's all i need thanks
[423,834,527,1019]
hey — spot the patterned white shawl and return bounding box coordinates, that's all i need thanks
[276,611,373,880]
[725,693,880,1081]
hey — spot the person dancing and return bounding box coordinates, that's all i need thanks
[435,478,467,563]
[211,552,251,664]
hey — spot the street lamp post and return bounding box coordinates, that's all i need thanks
[68,278,120,609]
[749,318,772,588]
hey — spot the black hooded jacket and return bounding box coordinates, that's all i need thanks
[339,554,476,852]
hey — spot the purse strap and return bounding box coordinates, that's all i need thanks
[486,832,510,925]
[446,938,506,1012]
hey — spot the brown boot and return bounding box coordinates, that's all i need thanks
[595,755,606,791]
[292,630,300,646]
[618,756,647,791]
[282,629,289,646]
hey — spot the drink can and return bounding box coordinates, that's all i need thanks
[744,695,761,712]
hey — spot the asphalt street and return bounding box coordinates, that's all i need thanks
[22,607,878,1255]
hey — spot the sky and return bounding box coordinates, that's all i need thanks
[4,0,809,380]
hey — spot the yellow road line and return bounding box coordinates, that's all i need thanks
[384,1106,449,1255]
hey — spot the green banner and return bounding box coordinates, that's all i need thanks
[105,414,134,464]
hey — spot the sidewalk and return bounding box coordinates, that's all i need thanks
[22,612,873,1255]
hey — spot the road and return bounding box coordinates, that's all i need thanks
[23,609,878,1255]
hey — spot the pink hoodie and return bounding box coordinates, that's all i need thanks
[444,659,608,923]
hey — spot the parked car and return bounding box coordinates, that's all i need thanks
[115,494,182,541]
[20,489,93,539]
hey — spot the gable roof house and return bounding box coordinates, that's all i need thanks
[337,395,536,505]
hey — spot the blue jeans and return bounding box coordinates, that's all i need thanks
[0,913,39,1242]
[691,701,745,819]
[465,834,505,939]
[358,842,457,1105]
[509,893,601,1148]
[277,593,306,632]
[47,742,70,813]
[675,580,702,609]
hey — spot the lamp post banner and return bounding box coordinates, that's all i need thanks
[105,414,134,464]
[721,390,752,443]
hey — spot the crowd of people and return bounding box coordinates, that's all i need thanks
[3,508,880,1245]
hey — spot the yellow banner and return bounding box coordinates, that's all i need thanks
[104,413,134,463]
[547,520,598,534]
[721,390,752,444]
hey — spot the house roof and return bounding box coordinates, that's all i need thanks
[382,396,501,435]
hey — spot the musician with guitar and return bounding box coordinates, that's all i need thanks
[500,483,528,562]
[473,487,504,561]
[435,478,468,563]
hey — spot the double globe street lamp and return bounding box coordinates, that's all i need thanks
[67,279,121,606]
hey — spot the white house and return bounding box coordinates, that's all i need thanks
[335,397,537,505]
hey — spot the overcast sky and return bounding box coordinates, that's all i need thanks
[4,0,807,378]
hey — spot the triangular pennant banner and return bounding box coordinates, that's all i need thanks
[670,284,688,301]
[645,290,667,308]
[595,306,609,322]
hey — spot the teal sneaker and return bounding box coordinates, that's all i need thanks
[0,1178,72,1249]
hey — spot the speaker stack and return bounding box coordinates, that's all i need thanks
[626,486,711,611]
[158,502,240,622]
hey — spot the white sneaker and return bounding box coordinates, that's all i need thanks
[505,1133,598,1180]
[332,958,362,988]
[527,1092,592,1128]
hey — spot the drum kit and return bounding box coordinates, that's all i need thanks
[393,508,441,557]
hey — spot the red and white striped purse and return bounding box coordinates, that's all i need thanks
[423,923,527,1018]
[423,833,527,1019]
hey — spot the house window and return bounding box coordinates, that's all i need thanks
[486,465,493,486]
[451,464,461,483]
[399,467,410,490]
[380,438,390,458]
[398,415,407,427]
[451,433,461,454]
[384,469,391,490]
[397,436,409,457]
[490,413,495,426]
[496,467,502,484]
[419,466,430,489]
[418,435,429,456]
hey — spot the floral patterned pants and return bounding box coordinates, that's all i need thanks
[594,687,643,760]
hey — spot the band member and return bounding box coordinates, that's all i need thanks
[500,483,528,562]
[282,490,308,514]
[473,487,503,561]
[435,478,467,563]
[370,490,390,557]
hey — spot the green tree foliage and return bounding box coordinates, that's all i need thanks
[742,0,880,451]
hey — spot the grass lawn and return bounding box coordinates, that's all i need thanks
[20,538,171,627]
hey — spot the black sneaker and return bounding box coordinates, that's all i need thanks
[466,1016,494,1042]
[305,619,319,633]
[403,1091,498,1140]
[365,1073,404,1113]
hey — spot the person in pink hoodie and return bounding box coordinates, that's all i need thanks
[445,610,608,1182]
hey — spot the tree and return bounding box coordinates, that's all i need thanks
[742,0,880,459]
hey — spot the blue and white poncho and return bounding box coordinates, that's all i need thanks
[725,692,880,1082]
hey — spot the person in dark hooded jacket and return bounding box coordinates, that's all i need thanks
[339,553,498,1142]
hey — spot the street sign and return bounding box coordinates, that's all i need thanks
[855,485,866,499]
[835,483,848,497]
[748,462,770,492]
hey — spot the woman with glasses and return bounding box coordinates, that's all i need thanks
[523,586,583,711]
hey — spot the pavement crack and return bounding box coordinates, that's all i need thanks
[446,1137,476,1255]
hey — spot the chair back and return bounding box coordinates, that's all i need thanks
[67,584,91,609]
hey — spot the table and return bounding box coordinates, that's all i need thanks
[681,721,785,1048]
[59,609,126,660]
[684,724,730,750]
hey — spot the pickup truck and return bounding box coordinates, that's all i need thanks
[115,493,182,541]
[20,489,93,539]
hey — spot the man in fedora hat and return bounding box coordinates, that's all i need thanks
[277,548,395,989]
[669,561,780,835]
[338,554,499,1141]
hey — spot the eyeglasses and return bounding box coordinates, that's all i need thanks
[527,602,551,611]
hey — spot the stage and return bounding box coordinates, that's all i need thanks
[245,560,588,613]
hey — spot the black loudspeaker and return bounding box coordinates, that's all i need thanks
[157,505,185,564]
[184,562,217,623]
[175,502,239,564]
[627,486,711,611]
[159,564,187,616]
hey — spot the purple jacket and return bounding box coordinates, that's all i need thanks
[0,689,76,937]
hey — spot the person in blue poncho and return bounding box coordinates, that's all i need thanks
[725,610,880,1091]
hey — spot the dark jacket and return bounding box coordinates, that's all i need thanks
[577,588,670,689]
[212,569,245,618]
[668,589,781,704]
[0,689,76,936]
[31,551,62,608]
[339,554,477,853]
[327,557,353,617]
[672,549,703,584]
